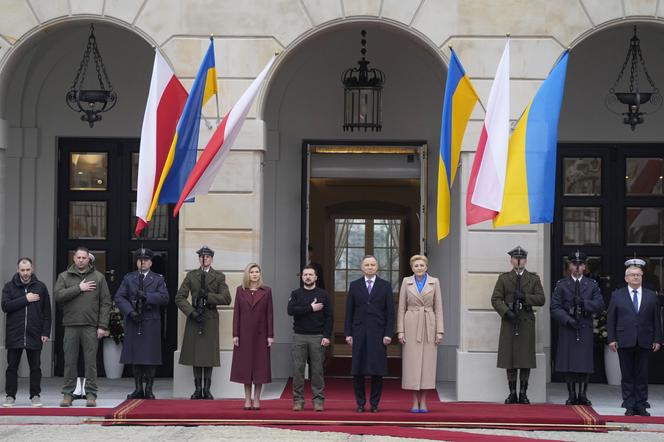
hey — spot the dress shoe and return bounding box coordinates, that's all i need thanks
[371,406,379,413]
[636,408,650,417]
[625,408,636,416]
[356,406,365,412]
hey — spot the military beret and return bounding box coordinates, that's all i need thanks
[196,245,215,257]
[507,246,528,259]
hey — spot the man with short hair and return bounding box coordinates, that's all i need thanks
[288,265,332,411]
[2,258,51,407]
[607,259,662,416]
[54,246,111,407]
[345,255,394,413]
[115,248,169,399]
[491,246,546,405]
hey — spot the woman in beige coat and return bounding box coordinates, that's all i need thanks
[397,255,444,412]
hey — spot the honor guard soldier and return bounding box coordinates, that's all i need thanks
[491,246,545,404]
[114,248,169,399]
[175,246,231,399]
[550,251,604,405]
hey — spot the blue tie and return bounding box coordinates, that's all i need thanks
[632,289,639,312]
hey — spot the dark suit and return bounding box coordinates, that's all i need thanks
[345,276,394,408]
[607,286,663,410]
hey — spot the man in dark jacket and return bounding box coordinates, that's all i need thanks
[2,258,51,407]
[345,255,394,413]
[491,246,546,404]
[607,259,662,416]
[288,265,332,411]
[54,246,111,407]
[115,248,169,399]
[550,251,604,405]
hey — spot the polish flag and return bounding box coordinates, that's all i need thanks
[173,56,276,216]
[466,40,510,226]
[135,50,188,236]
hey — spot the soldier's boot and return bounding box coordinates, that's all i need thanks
[127,372,144,399]
[565,382,577,405]
[143,375,156,400]
[202,378,214,400]
[577,382,591,406]
[190,378,203,400]
[518,381,530,404]
[504,381,518,404]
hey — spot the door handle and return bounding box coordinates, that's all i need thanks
[105,269,115,282]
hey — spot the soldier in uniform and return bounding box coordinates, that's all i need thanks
[491,246,545,404]
[175,246,231,399]
[550,251,604,405]
[114,248,169,399]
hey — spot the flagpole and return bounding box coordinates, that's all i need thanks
[211,34,221,127]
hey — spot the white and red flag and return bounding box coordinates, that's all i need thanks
[135,50,188,236]
[466,39,510,226]
[173,56,276,216]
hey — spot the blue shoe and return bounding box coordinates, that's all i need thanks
[418,408,429,413]
[410,407,419,413]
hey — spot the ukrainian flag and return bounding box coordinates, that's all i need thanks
[437,49,478,240]
[494,50,569,227]
[148,38,218,217]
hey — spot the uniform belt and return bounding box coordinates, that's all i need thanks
[407,306,434,343]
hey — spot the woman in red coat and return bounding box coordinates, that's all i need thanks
[230,263,274,409]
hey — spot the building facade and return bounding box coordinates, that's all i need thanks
[0,1,663,401]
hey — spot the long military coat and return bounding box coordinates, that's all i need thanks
[175,268,231,367]
[491,270,546,369]
[344,276,394,376]
[396,275,444,390]
[115,270,169,365]
[550,276,604,373]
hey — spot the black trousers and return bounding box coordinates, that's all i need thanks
[5,348,42,399]
[617,346,650,409]
[353,375,383,408]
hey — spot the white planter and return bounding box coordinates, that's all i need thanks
[103,339,125,379]
[604,345,621,386]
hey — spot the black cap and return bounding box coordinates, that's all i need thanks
[196,245,215,257]
[507,246,528,259]
[569,250,587,264]
[135,248,154,260]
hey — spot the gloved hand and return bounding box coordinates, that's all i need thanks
[568,317,578,328]
[504,310,517,323]
[128,311,140,323]
[190,311,204,323]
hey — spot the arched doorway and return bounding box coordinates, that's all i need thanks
[0,21,179,377]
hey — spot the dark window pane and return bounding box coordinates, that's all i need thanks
[131,153,139,191]
[626,207,664,245]
[69,201,106,239]
[563,157,601,196]
[563,207,601,245]
[70,153,107,191]
[625,158,664,196]
[131,202,168,240]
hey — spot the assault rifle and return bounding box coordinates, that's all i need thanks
[570,262,583,342]
[134,273,146,336]
[194,271,208,335]
[512,272,523,336]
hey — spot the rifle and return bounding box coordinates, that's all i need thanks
[194,271,208,335]
[134,273,146,336]
[512,271,523,336]
[570,263,583,342]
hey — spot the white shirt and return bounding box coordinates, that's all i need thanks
[365,276,376,288]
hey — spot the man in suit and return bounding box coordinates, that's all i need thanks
[345,255,394,412]
[550,251,604,405]
[114,248,169,399]
[491,246,546,404]
[607,259,662,416]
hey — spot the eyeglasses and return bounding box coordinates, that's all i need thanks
[627,273,643,278]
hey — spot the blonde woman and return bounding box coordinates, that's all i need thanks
[397,255,444,412]
[230,263,274,410]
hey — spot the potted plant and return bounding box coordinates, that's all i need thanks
[594,310,620,385]
[103,303,125,379]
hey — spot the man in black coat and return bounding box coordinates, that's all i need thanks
[607,259,662,416]
[115,248,169,399]
[550,251,604,405]
[345,255,394,412]
[2,258,51,407]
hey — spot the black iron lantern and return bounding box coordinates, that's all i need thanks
[605,25,661,130]
[341,30,385,132]
[66,24,117,128]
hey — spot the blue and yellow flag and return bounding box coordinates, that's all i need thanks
[494,50,569,227]
[148,38,217,216]
[437,49,478,240]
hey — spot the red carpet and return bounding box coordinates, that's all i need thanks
[603,414,664,424]
[271,425,566,441]
[104,397,605,431]
[280,377,414,401]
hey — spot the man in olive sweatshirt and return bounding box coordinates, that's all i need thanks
[287,265,333,411]
[54,246,111,407]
